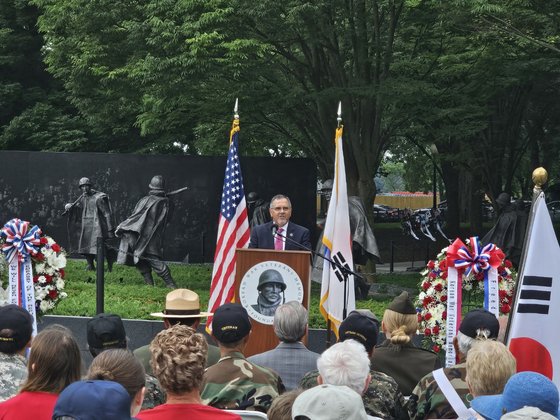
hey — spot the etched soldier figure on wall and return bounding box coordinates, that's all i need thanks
[115,175,180,289]
[64,177,115,271]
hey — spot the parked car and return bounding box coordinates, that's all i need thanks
[548,201,560,222]
[373,204,400,222]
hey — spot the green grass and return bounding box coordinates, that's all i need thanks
[53,259,421,328]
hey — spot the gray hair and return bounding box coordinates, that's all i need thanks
[457,329,493,356]
[317,339,370,395]
[273,301,307,342]
[270,194,292,208]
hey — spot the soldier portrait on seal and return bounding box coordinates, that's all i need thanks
[251,269,287,317]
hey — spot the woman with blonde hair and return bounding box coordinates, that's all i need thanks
[86,348,146,417]
[371,292,441,395]
[0,325,82,419]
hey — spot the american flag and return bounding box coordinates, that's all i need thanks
[206,118,250,332]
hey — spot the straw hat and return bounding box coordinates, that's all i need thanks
[150,289,212,318]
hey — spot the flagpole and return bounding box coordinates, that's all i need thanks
[503,167,548,343]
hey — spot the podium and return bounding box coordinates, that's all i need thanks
[234,248,311,357]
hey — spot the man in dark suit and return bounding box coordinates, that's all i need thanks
[248,194,311,250]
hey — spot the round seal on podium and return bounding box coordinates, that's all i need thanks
[239,260,304,325]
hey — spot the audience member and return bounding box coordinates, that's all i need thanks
[201,303,285,412]
[0,325,82,420]
[268,389,303,420]
[134,289,220,372]
[471,371,559,420]
[248,301,319,390]
[86,349,145,417]
[0,305,33,402]
[292,384,371,420]
[88,312,164,410]
[300,310,407,420]
[137,324,241,419]
[465,340,516,397]
[317,340,371,394]
[408,308,500,419]
[372,292,441,396]
[53,380,134,420]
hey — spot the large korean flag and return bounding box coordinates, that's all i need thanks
[508,192,560,387]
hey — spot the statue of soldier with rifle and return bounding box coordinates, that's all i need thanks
[115,175,188,289]
[63,177,116,271]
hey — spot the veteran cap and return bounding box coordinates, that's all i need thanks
[212,303,252,343]
[0,304,33,352]
[459,308,499,339]
[338,310,379,353]
[387,291,417,314]
[87,313,127,350]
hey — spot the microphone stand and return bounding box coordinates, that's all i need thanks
[272,225,361,320]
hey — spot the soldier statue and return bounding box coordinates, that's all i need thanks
[64,177,115,271]
[116,175,185,289]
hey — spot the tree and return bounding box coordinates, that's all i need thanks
[0,0,85,151]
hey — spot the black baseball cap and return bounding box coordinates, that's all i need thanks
[0,305,33,352]
[87,313,127,349]
[338,310,379,353]
[212,303,252,343]
[459,309,499,339]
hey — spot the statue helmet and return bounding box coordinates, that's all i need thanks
[257,269,287,292]
[247,192,259,204]
[79,177,92,187]
[148,175,165,191]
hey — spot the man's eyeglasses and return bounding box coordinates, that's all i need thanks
[271,207,291,211]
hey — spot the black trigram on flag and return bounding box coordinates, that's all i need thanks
[331,252,351,283]
[518,275,552,315]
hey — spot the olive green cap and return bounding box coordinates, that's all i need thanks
[387,291,416,314]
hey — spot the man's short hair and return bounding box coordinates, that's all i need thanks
[0,305,33,354]
[150,324,208,394]
[466,340,516,396]
[273,301,307,343]
[270,194,292,208]
[317,339,370,395]
[86,313,127,357]
[268,389,302,420]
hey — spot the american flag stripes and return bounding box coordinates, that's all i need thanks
[206,118,250,332]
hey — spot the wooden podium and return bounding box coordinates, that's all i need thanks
[234,248,311,357]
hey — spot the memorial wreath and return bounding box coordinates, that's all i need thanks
[417,237,516,353]
[0,218,67,318]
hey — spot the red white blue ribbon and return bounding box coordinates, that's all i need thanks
[1,218,41,336]
[1,218,41,263]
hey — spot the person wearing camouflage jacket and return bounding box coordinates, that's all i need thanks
[201,303,285,413]
[0,352,27,402]
[142,374,166,410]
[407,363,468,419]
[299,368,407,419]
[0,305,33,402]
[407,309,501,419]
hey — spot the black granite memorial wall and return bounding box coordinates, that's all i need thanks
[0,151,316,262]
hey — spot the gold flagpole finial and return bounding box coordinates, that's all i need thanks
[337,101,342,128]
[532,167,548,194]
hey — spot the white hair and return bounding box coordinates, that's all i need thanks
[317,339,370,394]
[457,329,492,356]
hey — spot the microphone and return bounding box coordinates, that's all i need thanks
[271,223,278,236]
